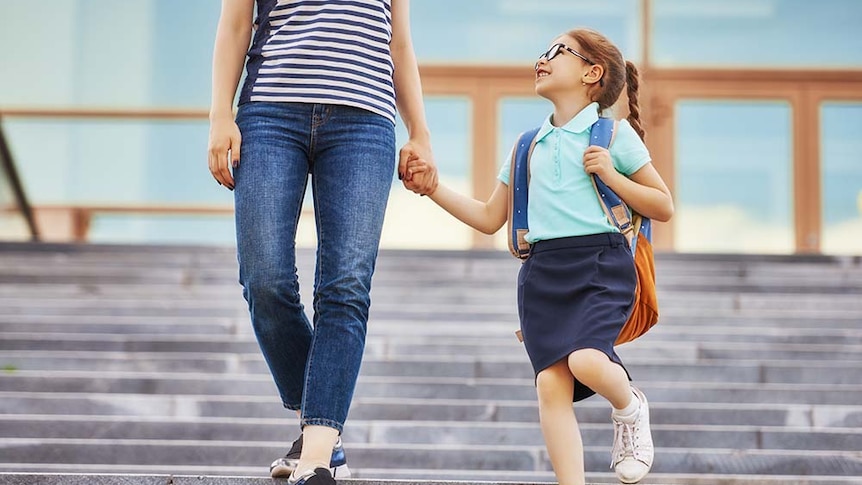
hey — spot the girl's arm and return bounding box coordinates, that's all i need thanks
[405,160,508,234]
[207,0,254,190]
[583,147,675,222]
[429,182,509,234]
[390,0,437,193]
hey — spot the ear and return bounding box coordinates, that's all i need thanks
[582,64,604,86]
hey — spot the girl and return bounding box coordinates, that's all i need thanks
[405,28,673,485]
[208,1,436,485]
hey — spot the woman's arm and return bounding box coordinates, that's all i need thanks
[207,0,254,190]
[390,0,437,193]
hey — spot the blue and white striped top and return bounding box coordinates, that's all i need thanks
[239,0,396,124]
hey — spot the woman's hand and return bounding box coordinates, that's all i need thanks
[207,114,241,190]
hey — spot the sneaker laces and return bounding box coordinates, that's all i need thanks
[610,420,636,468]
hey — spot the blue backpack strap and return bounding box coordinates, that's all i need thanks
[589,118,641,251]
[508,127,541,259]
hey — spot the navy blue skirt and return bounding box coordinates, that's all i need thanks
[518,233,636,402]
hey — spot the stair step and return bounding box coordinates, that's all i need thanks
[3,351,862,384]
[2,415,860,451]
[3,333,862,363]
[2,371,862,405]
[4,392,861,427]
[3,439,861,476]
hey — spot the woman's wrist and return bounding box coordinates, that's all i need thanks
[209,106,235,122]
[407,128,431,145]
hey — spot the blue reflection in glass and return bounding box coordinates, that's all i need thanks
[675,101,793,252]
[821,103,862,254]
[395,97,471,180]
[653,0,862,67]
[498,98,553,167]
[412,0,640,63]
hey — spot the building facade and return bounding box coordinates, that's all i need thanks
[1,0,860,254]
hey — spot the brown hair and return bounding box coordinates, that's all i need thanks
[566,28,645,141]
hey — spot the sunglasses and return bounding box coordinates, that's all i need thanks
[535,43,594,71]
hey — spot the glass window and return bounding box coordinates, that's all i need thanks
[4,118,226,205]
[674,101,794,253]
[4,117,235,244]
[0,0,219,107]
[652,0,862,68]
[385,97,473,249]
[89,214,235,245]
[411,0,642,64]
[0,0,643,108]
[821,102,862,255]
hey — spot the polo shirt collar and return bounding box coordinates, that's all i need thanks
[536,102,600,141]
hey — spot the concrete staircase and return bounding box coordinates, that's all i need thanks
[0,242,861,485]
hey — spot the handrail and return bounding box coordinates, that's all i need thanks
[0,116,39,240]
[35,204,235,243]
[25,204,313,243]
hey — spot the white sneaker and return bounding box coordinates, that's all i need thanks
[610,387,654,484]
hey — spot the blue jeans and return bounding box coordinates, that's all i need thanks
[234,102,395,433]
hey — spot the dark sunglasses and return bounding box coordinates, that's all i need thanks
[535,43,594,71]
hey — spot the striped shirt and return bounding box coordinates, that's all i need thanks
[239,0,396,123]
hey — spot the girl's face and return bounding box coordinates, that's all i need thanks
[534,35,595,99]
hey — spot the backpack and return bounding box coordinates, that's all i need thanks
[507,117,658,346]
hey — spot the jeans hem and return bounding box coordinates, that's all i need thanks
[301,417,343,434]
[283,402,302,412]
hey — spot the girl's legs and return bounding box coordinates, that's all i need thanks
[567,349,631,408]
[568,349,653,484]
[536,361,585,485]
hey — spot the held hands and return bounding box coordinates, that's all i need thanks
[398,138,438,196]
[582,146,619,182]
[207,115,241,191]
[402,157,437,195]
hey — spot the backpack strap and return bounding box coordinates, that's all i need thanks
[588,118,637,250]
[507,127,541,259]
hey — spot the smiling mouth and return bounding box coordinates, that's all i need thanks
[536,69,550,80]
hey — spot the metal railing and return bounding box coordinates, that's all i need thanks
[0,116,39,241]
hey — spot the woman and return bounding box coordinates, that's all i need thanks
[207,1,437,484]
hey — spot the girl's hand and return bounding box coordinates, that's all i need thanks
[403,158,438,196]
[398,138,438,194]
[582,146,617,182]
[208,115,241,190]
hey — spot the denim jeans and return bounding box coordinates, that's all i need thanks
[234,102,395,433]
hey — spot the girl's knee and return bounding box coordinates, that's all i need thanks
[567,348,611,377]
[536,363,573,403]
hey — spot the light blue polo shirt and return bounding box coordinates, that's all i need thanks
[498,102,651,243]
